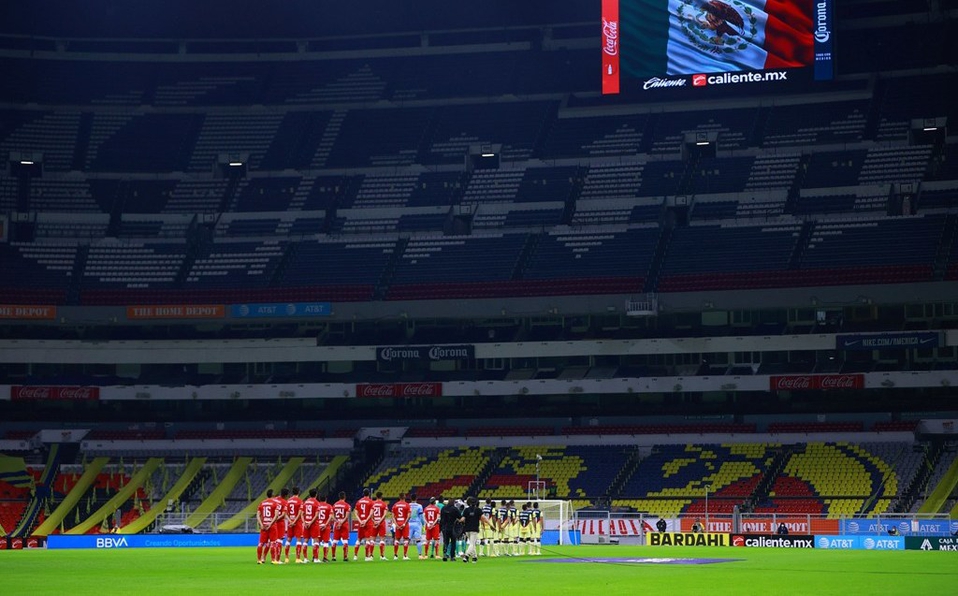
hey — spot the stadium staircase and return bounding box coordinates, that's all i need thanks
[184,457,251,529]
[70,113,93,171]
[642,226,671,293]
[511,235,539,281]
[216,456,304,532]
[782,155,813,215]
[465,448,507,497]
[299,454,348,498]
[917,445,958,515]
[12,443,63,537]
[34,457,108,536]
[892,442,934,513]
[787,222,815,270]
[179,466,213,510]
[65,458,162,535]
[374,237,408,300]
[932,214,957,281]
[117,457,206,534]
[605,447,642,501]
[745,444,794,511]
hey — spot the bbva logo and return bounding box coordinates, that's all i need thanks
[96,537,129,549]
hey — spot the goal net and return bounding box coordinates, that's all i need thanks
[534,499,575,546]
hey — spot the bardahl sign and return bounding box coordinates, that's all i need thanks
[376,345,474,364]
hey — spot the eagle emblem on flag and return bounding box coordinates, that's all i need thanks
[678,0,758,55]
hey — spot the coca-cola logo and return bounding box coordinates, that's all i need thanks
[772,376,813,390]
[602,19,619,56]
[770,375,864,391]
[355,383,442,398]
[401,383,440,397]
[357,384,396,398]
[10,386,100,400]
[820,375,858,389]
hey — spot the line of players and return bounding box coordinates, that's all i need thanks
[256,488,543,564]
[476,498,544,558]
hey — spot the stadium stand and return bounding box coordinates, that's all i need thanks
[1,0,957,544]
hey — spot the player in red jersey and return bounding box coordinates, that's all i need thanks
[391,493,412,560]
[301,489,321,563]
[271,488,289,563]
[354,488,374,560]
[370,491,389,560]
[315,493,334,562]
[422,497,441,559]
[284,486,305,563]
[256,489,280,564]
[331,491,352,561]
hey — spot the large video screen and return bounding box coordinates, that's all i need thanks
[602,0,833,95]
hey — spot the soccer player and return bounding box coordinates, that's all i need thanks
[496,499,509,556]
[408,492,424,559]
[354,488,374,561]
[270,488,289,563]
[331,491,352,561]
[391,492,412,560]
[518,502,532,555]
[301,489,320,563]
[284,486,305,563]
[423,497,441,559]
[256,489,280,564]
[370,491,389,560]
[480,499,495,557]
[507,500,519,555]
[315,493,334,562]
[531,501,542,555]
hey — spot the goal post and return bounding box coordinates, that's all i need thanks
[533,499,576,546]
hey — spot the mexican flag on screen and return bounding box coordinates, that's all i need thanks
[622,0,813,76]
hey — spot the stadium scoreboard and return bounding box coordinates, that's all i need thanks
[602,0,834,96]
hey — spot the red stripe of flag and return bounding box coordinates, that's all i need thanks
[764,0,814,69]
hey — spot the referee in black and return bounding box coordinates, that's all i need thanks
[440,497,460,561]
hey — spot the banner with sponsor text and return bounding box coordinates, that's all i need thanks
[815,535,903,550]
[0,305,57,320]
[47,534,259,550]
[356,383,443,398]
[769,373,864,391]
[841,518,957,537]
[647,532,730,547]
[905,537,958,551]
[11,386,100,401]
[678,517,838,535]
[577,517,652,537]
[127,305,225,320]
[231,302,331,319]
[601,0,620,94]
[376,345,475,364]
[732,534,815,548]
[836,332,941,351]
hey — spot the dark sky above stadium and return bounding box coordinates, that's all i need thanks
[1,1,592,38]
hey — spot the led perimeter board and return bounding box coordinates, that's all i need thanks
[602,0,834,95]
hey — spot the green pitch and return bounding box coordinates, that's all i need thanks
[2,545,956,595]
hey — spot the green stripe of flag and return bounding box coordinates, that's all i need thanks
[621,0,672,78]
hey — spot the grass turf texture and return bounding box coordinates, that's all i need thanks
[3,545,956,595]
